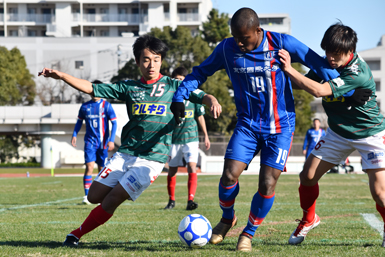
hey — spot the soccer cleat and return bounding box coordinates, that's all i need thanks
[209,215,238,244]
[82,195,91,205]
[288,214,320,245]
[236,234,252,252]
[164,200,175,209]
[186,200,198,210]
[62,234,79,247]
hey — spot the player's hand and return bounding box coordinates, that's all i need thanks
[171,102,185,124]
[278,49,293,72]
[38,68,62,80]
[204,137,211,150]
[107,141,115,151]
[345,88,372,106]
[302,150,306,156]
[203,95,222,119]
[71,137,77,147]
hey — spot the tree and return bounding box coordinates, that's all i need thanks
[0,46,36,105]
[201,9,231,46]
[111,59,141,82]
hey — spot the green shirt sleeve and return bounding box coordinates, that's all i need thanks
[93,81,130,101]
[187,89,206,105]
[195,103,205,117]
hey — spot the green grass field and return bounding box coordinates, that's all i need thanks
[0,173,384,256]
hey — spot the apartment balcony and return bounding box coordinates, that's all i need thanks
[72,13,148,24]
[177,13,200,23]
[6,14,55,24]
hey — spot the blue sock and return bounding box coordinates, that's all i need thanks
[219,180,239,220]
[242,191,275,237]
[83,175,93,196]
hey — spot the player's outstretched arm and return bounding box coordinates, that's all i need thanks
[278,49,332,97]
[197,115,211,150]
[202,94,222,119]
[39,68,94,95]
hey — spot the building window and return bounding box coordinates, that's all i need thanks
[28,30,37,37]
[366,60,381,71]
[100,30,109,37]
[376,81,381,92]
[260,18,284,25]
[0,30,4,36]
[9,30,18,37]
[75,61,84,70]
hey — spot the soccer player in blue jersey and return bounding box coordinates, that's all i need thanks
[302,118,325,160]
[170,7,351,252]
[72,83,117,205]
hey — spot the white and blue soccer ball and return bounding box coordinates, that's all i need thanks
[178,214,212,248]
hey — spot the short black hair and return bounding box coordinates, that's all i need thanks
[92,80,103,84]
[321,22,357,55]
[313,118,320,122]
[231,8,259,30]
[171,66,188,78]
[133,34,169,61]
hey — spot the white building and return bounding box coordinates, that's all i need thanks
[0,0,212,37]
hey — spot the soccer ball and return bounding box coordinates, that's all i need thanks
[178,214,212,248]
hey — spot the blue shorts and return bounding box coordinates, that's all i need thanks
[84,142,108,167]
[225,126,293,171]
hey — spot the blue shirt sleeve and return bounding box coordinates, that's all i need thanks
[172,41,226,102]
[72,119,83,137]
[282,34,339,81]
[106,102,117,142]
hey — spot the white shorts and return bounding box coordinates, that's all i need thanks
[168,141,199,167]
[94,152,164,201]
[311,128,385,170]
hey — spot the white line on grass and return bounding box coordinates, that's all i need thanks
[361,213,383,235]
[0,197,81,212]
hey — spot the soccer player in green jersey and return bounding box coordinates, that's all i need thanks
[164,67,211,211]
[39,35,221,247]
[279,22,385,247]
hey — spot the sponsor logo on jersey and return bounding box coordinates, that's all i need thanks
[132,103,167,116]
[322,95,346,103]
[368,151,384,160]
[233,65,280,74]
[132,92,145,100]
[185,110,194,118]
[348,62,359,75]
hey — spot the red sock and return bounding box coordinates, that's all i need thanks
[167,175,176,201]
[188,173,197,201]
[70,205,113,239]
[376,203,385,222]
[299,183,319,223]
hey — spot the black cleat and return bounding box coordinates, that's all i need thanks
[62,234,79,247]
[186,200,198,210]
[164,200,175,209]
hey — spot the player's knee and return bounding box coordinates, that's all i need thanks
[221,172,238,186]
[374,192,385,207]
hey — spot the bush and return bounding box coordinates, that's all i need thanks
[0,162,40,167]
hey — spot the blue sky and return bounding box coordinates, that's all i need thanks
[214,0,385,55]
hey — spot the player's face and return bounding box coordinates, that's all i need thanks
[174,75,185,81]
[313,119,320,129]
[137,48,162,81]
[325,51,353,69]
[231,25,263,53]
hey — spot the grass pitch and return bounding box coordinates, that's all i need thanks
[0,173,384,256]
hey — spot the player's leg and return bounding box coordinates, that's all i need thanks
[165,166,178,209]
[366,168,385,247]
[210,126,257,245]
[184,141,199,210]
[63,153,127,247]
[237,132,292,252]
[290,129,353,245]
[83,145,97,204]
[165,144,182,209]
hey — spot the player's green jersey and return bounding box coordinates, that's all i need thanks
[172,101,205,144]
[93,75,206,163]
[307,52,385,139]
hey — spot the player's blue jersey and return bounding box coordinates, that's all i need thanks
[173,29,339,134]
[73,99,117,149]
[303,128,325,152]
